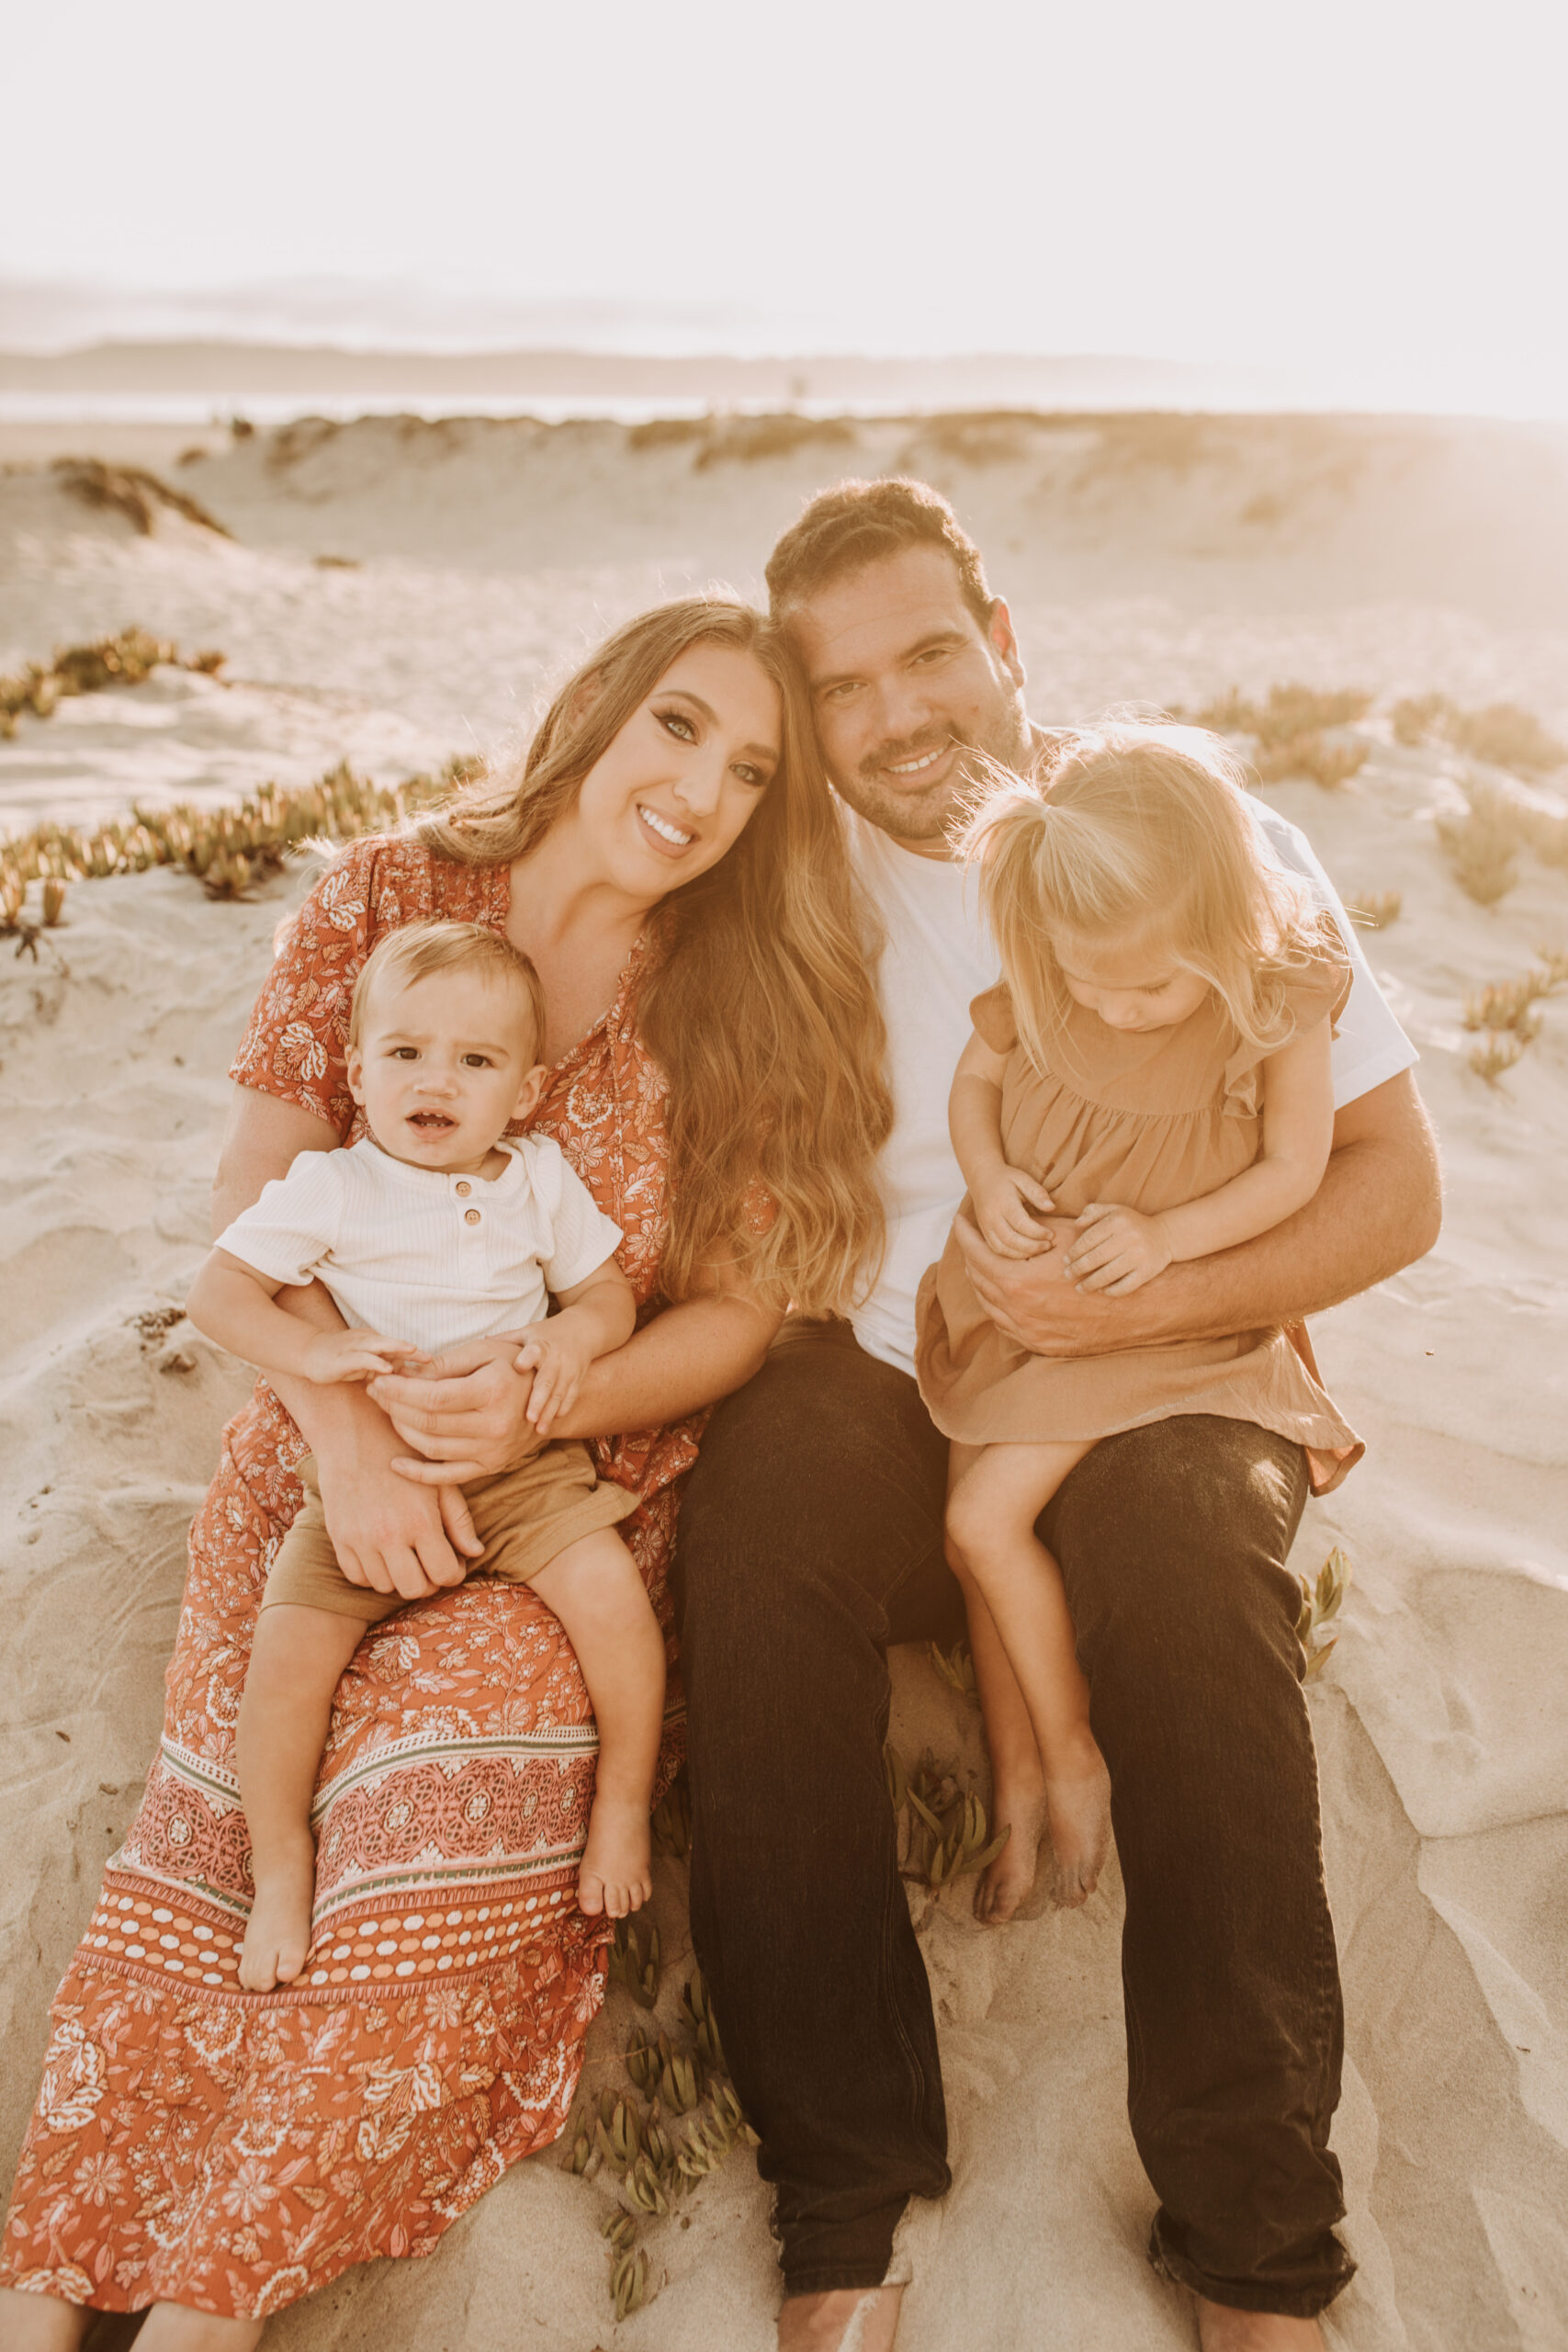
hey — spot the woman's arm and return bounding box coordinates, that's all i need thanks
[209,1085,481,1589]
[369,1279,784,1485]
[1067,1016,1336,1295]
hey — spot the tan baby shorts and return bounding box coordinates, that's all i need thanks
[264,1442,638,1623]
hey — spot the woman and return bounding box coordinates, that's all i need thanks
[0,599,891,2347]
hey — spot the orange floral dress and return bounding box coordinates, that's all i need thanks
[1,837,698,2324]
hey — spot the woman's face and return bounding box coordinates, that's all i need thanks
[571,640,782,898]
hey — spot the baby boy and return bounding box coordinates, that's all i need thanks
[188,920,665,1991]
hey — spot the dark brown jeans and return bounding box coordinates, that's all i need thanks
[673,1318,1353,2315]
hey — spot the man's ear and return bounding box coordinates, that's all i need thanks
[987,597,1027,694]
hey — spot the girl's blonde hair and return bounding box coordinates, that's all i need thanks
[953,724,1325,1074]
[418,597,891,1316]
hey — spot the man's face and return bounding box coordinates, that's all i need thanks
[785,543,1032,854]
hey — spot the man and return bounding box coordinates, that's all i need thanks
[673,480,1441,2352]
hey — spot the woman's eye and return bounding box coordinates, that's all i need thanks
[659,709,697,741]
[732,763,768,790]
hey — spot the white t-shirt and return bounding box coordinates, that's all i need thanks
[846,801,1419,1380]
[215,1134,624,1353]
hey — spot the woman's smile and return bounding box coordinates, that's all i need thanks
[636,800,697,856]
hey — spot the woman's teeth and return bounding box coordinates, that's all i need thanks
[638,803,694,848]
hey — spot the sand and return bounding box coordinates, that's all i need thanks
[2,413,1566,2350]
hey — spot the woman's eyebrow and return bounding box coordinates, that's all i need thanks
[663,685,776,763]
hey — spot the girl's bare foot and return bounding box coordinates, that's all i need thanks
[778,2285,904,2350]
[1195,2297,1325,2349]
[578,1792,653,1918]
[238,1836,316,1992]
[974,1773,1050,1924]
[1043,1735,1112,1906]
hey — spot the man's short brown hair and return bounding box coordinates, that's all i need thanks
[764,477,995,630]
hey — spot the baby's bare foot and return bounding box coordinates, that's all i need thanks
[239,1840,316,1991]
[578,1792,653,1919]
[1044,1738,1112,1907]
[974,1776,1050,1925]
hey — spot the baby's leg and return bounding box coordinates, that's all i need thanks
[945,1441,1111,1915]
[530,1529,667,1919]
[235,1605,366,1991]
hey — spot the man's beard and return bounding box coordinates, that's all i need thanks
[833,701,1033,847]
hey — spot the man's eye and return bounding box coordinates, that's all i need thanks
[822,681,861,703]
[658,709,697,741]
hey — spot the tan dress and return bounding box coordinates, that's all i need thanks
[915,936,1364,1497]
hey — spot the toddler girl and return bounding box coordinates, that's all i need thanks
[916,726,1362,1924]
[188,920,664,1990]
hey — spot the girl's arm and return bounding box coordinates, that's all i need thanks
[209,1085,482,1589]
[950,1031,1055,1260]
[1069,1015,1336,1295]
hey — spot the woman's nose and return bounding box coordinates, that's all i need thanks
[671,750,725,817]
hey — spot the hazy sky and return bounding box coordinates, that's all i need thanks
[5,0,1564,406]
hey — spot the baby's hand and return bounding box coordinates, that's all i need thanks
[970,1163,1056,1259]
[1065,1204,1172,1295]
[513,1318,592,1438]
[302,1329,426,1385]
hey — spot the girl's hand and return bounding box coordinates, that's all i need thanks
[513,1319,592,1439]
[1065,1203,1173,1295]
[302,1329,427,1385]
[971,1164,1056,1260]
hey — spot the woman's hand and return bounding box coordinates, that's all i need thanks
[970,1162,1056,1259]
[311,1401,485,1596]
[368,1339,547,1485]
[1064,1203,1174,1295]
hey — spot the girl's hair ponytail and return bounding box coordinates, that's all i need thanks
[952,726,1326,1071]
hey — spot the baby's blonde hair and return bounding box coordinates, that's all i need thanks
[348,921,547,1057]
[953,725,1325,1074]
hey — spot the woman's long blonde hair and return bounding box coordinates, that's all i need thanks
[954,724,1325,1075]
[419,598,890,1315]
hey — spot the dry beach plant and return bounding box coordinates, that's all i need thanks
[1297,1548,1352,1679]
[0,754,480,906]
[51,456,231,538]
[1393,694,1567,775]
[1462,949,1568,1081]
[1,628,226,739]
[1344,889,1402,929]
[1190,683,1371,791]
[559,1949,761,2319]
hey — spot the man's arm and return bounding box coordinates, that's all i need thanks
[954,1070,1441,1359]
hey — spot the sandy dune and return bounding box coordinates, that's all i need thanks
[2,416,1566,2348]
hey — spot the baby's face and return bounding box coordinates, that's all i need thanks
[348,967,545,1175]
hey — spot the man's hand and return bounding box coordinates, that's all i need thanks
[1065,1203,1174,1295]
[302,1328,428,1385]
[969,1163,1056,1259]
[953,1212,1145,1358]
[512,1317,593,1439]
[368,1338,547,1485]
